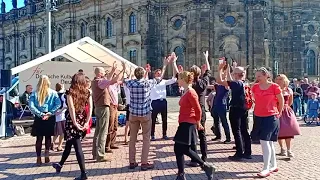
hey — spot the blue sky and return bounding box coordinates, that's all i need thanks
[2,0,25,12]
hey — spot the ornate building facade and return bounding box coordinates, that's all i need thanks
[0,0,320,78]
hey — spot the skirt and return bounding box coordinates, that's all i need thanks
[31,115,55,137]
[54,120,66,136]
[278,106,301,137]
[254,115,279,142]
[173,122,197,146]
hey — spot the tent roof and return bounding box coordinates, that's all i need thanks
[11,37,138,75]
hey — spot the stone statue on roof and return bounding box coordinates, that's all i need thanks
[12,0,17,9]
[1,0,5,14]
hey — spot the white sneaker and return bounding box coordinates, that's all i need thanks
[287,150,294,158]
[277,149,287,156]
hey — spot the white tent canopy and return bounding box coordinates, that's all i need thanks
[11,37,138,75]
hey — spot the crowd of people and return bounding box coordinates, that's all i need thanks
[25,50,320,180]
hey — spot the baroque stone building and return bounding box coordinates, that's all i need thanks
[1,0,320,78]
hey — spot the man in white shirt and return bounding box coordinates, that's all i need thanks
[150,53,179,141]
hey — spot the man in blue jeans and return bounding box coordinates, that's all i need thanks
[292,79,303,116]
[211,83,231,144]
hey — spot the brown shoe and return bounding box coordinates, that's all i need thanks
[36,156,42,166]
[110,145,119,149]
[105,149,113,153]
[44,151,50,163]
[141,162,154,171]
[96,156,111,162]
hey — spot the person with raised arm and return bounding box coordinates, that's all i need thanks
[150,53,179,141]
[216,60,252,161]
[91,62,126,162]
[124,59,168,171]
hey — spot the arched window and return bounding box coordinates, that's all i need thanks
[174,46,184,65]
[80,22,86,38]
[21,36,26,50]
[307,50,316,75]
[58,28,63,44]
[129,13,137,33]
[38,32,43,47]
[129,49,137,63]
[5,39,10,53]
[106,17,112,38]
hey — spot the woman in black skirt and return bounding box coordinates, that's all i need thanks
[53,72,92,180]
[29,75,61,165]
[174,71,215,180]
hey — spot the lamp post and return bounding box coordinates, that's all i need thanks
[46,0,58,54]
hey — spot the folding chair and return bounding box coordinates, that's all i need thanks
[19,104,31,120]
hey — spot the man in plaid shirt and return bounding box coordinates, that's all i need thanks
[124,59,169,171]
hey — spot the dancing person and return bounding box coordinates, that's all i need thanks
[251,67,284,178]
[106,75,121,152]
[174,71,215,180]
[51,83,67,151]
[211,71,231,143]
[292,78,303,117]
[216,61,252,160]
[151,53,178,141]
[91,62,125,162]
[275,74,301,158]
[124,62,168,170]
[187,52,210,166]
[29,75,61,165]
[52,73,92,180]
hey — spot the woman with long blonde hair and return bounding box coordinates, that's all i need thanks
[275,74,301,158]
[29,75,61,166]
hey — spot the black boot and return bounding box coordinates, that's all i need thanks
[74,172,88,180]
[201,162,215,180]
[175,173,186,180]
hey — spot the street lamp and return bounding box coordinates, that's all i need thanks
[46,0,58,54]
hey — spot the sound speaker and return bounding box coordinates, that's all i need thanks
[1,70,12,88]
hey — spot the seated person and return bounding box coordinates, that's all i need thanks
[20,85,33,108]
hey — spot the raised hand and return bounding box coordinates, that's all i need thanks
[171,52,178,62]
[145,64,151,73]
[178,65,184,73]
[121,61,126,71]
[203,50,209,59]
[112,61,117,70]
[163,57,169,66]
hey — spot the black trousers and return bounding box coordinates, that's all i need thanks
[229,107,252,156]
[59,138,86,173]
[151,99,168,137]
[191,105,207,162]
[36,136,51,156]
[174,143,204,174]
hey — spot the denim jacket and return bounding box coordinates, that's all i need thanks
[29,88,61,118]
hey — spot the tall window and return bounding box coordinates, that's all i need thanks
[21,36,26,50]
[58,28,63,44]
[129,49,137,63]
[307,50,316,75]
[5,39,10,53]
[80,22,86,38]
[106,17,112,38]
[38,32,43,47]
[174,46,184,65]
[129,13,136,33]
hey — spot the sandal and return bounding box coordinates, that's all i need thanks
[57,147,64,151]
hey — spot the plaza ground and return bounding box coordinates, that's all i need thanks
[0,98,320,180]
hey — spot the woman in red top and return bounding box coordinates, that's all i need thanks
[173,71,215,180]
[252,67,284,178]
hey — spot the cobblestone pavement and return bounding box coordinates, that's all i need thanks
[1,112,320,180]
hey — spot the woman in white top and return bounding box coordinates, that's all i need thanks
[52,83,67,151]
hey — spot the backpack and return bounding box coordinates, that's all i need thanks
[244,85,253,110]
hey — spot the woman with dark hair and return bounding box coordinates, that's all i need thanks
[52,72,92,180]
